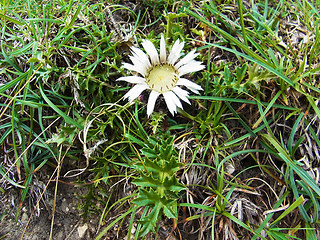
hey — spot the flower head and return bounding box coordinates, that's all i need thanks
[117,35,204,116]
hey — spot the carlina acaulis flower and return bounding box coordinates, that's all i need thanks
[117,34,205,116]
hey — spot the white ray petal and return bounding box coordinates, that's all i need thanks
[116,76,146,84]
[129,55,150,73]
[187,89,199,94]
[163,91,183,115]
[123,84,149,102]
[147,90,160,117]
[131,46,151,69]
[175,49,199,69]
[178,60,205,76]
[142,39,159,65]
[160,34,166,63]
[172,86,191,104]
[129,56,147,70]
[123,62,147,76]
[169,91,183,109]
[130,54,147,67]
[163,91,177,115]
[177,77,203,94]
[167,39,184,64]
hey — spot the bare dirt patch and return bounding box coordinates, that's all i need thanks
[0,178,98,240]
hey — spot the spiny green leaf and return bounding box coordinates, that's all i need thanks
[135,194,179,237]
[132,174,162,188]
[162,199,177,219]
[138,202,162,237]
[141,146,158,158]
[132,157,182,178]
[133,189,160,206]
[163,175,185,192]
[45,126,77,146]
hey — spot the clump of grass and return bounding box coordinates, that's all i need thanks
[1,0,320,239]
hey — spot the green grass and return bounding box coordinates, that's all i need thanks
[1,0,320,239]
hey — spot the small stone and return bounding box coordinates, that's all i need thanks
[61,198,69,212]
[77,223,88,238]
[225,162,235,174]
[21,213,28,223]
[131,226,136,234]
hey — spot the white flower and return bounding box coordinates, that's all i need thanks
[117,35,204,116]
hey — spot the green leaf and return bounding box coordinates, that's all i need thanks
[306,95,320,121]
[163,176,185,192]
[141,146,158,158]
[135,195,179,237]
[39,83,83,129]
[0,13,24,25]
[162,200,177,219]
[270,195,305,226]
[305,222,317,240]
[0,166,25,189]
[132,174,162,188]
[133,188,160,207]
[45,126,77,146]
[125,133,147,148]
[262,134,320,197]
[222,212,266,239]
[95,207,138,240]
[265,229,299,240]
[0,72,28,94]
[138,202,162,237]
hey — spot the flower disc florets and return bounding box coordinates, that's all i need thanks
[145,64,178,93]
[117,34,204,116]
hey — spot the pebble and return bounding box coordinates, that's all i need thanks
[61,198,69,212]
[77,223,88,238]
[21,213,28,223]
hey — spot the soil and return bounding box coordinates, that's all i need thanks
[0,178,98,240]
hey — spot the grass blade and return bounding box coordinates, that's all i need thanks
[39,83,83,129]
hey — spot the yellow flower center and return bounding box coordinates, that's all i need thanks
[145,64,178,93]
